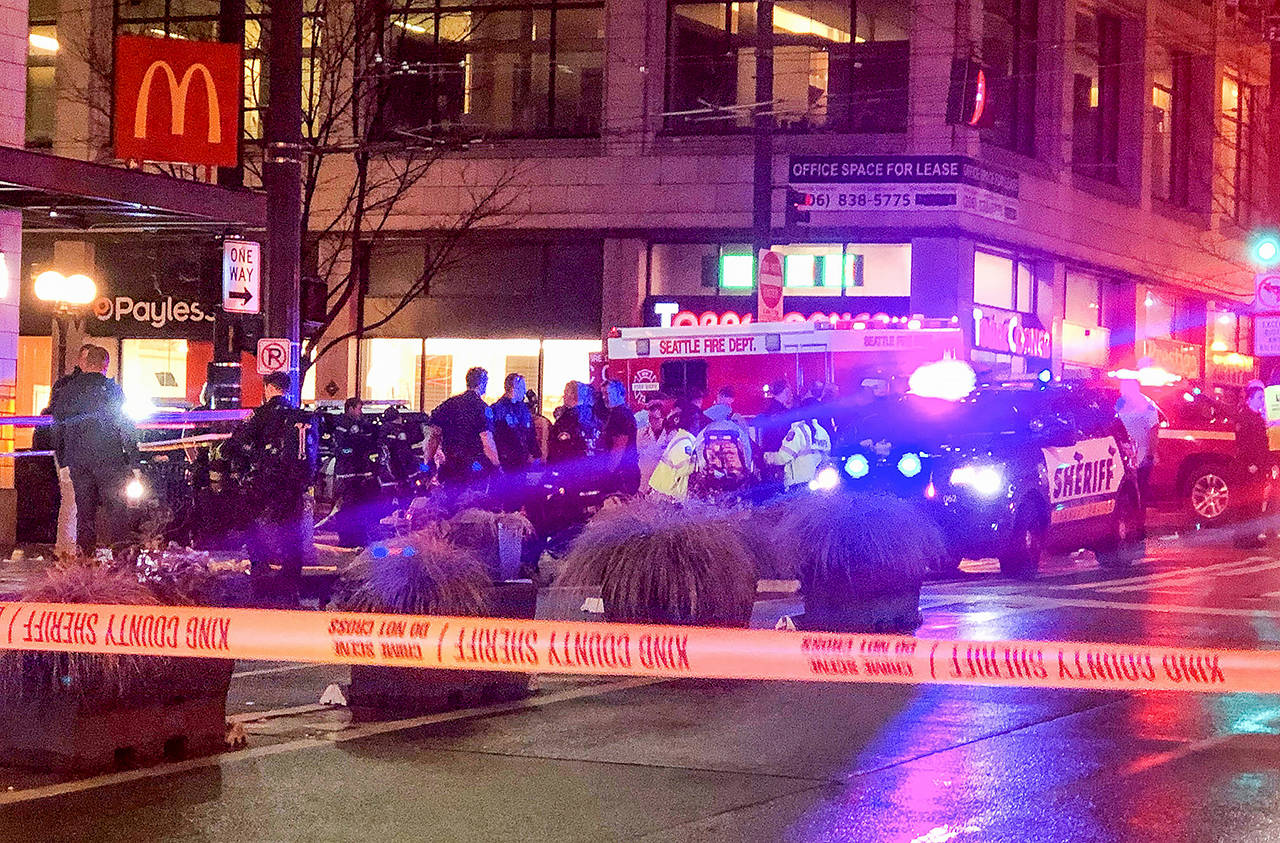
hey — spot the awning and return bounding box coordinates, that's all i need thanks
[0,146,266,233]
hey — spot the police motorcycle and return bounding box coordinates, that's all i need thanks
[834,380,1144,579]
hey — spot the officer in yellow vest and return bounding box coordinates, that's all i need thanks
[648,406,703,501]
[765,418,832,489]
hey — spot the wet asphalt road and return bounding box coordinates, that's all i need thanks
[4,524,1280,841]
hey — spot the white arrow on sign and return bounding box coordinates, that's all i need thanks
[223,240,261,315]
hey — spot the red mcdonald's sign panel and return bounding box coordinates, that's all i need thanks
[114,35,241,168]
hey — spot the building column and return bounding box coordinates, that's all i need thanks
[910,236,974,344]
[601,238,647,333]
[603,0,662,156]
[311,242,358,403]
[0,0,25,546]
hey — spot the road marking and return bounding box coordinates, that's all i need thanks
[1097,558,1280,593]
[228,702,331,724]
[0,676,660,806]
[926,592,1280,620]
[1046,556,1272,592]
[232,663,330,679]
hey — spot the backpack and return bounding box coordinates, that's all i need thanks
[692,426,753,496]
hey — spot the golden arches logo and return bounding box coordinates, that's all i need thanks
[133,60,221,144]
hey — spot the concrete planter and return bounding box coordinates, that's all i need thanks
[0,658,233,773]
[348,580,537,721]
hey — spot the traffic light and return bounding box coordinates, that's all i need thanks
[1251,231,1280,267]
[947,57,992,127]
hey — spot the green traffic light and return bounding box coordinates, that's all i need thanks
[1252,233,1280,266]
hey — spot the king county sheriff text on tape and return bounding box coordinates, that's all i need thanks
[0,601,1267,694]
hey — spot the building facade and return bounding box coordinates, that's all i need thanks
[24,0,1277,413]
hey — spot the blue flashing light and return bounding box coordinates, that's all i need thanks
[402,546,417,557]
[897,452,923,478]
[371,545,389,559]
[845,453,870,479]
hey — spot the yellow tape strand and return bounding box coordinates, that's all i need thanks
[0,602,1256,693]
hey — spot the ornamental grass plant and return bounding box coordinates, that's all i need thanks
[329,532,492,617]
[0,564,177,707]
[779,491,946,633]
[562,498,756,627]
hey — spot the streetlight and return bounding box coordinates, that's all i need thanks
[33,270,98,377]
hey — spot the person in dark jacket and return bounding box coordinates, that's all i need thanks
[490,373,541,510]
[330,397,380,547]
[46,343,98,555]
[426,367,501,490]
[753,380,794,488]
[1234,385,1273,549]
[226,372,317,605]
[600,379,641,496]
[48,344,138,556]
[379,405,425,505]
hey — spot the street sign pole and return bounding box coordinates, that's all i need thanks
[264,0,303,402]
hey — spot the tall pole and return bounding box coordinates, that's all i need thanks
[752,1,774,293]
[264,0,304,400]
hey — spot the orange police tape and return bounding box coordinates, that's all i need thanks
[0,600,1265,693]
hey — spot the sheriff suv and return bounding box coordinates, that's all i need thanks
[837,381,1144,579]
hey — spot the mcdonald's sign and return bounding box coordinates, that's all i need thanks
[114,35,240,168]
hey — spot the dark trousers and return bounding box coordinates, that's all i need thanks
[68,461,127,555]
[334,474,381,547]
[248,503,307,606]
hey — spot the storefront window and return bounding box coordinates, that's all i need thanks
[379,0,604,139]
[974,249,1038,313]
[1140,288,1173,340]
[1064,271,1100,327]
[1062,270,1109,369]
[360,337,600,414]
[666,0,909,134]
[121,339,188,407]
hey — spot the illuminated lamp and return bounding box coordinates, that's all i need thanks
[908,359,977,401]
[907,319,922,330]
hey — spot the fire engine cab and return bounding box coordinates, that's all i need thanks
[604,317,965,412]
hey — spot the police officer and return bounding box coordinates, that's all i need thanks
[48,344,139,556]
[227,372,317,606]
[764,415,832,491]
[491,373,540,509]
[331,397,380,547]
[425,367,501,490]
[379,405,425,506]
[649,406,703,501]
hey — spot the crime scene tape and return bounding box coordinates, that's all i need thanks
[0,601,1261,694]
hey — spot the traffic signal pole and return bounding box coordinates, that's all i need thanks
[264,0,304,400]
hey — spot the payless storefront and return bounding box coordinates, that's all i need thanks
[350,237,605,412]
[18,269,219,424]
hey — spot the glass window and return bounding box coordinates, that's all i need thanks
[1151,46,1193,207]
[1071,9,1120,182]
[665,0,909,135]
[26,24,57,149]
[1140,287,1173,340]
[1064,271,1100,327]
[975,249,1038,313]
[121,339,189,406]
[711,242,909,295]
[379,2,604,139]
[983,0,1038,156]
[362,338,425,410]
[649,242,720,295]
[1220,70,1257,226]
[974,250,1014,310]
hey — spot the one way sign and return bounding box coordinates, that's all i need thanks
[222,239,261,315]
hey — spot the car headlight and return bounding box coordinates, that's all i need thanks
[845,453,870,479]
[809,466,841,492]
[897,452,923,478]
[949,465,1005,497]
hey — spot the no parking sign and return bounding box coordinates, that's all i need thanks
[256,338,292,375]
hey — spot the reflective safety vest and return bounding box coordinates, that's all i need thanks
[648,430,698,500]
[765,420,831,488]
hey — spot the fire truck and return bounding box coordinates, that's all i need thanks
[604,317,965,412]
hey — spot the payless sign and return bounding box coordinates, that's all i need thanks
[113,35,241,168]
